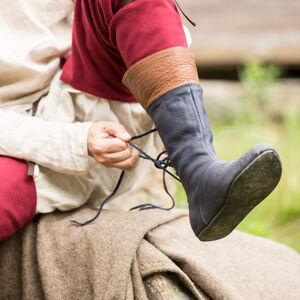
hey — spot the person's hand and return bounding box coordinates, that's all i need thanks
[87,122,139,171]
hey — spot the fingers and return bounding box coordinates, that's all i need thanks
[100,146,140,171]
[92,137,128,154]
[98,144,132,163]
[88,122,130,154]
[88,121,140,171]
[101,122,132,142]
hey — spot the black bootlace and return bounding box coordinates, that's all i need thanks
[71,128,181,226]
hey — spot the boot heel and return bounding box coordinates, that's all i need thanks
[198,150,282,241]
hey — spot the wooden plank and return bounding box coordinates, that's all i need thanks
[181,0,300,65]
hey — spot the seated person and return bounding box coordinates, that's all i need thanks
[0,0,281,242]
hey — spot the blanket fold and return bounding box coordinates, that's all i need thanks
[1,207,299,300]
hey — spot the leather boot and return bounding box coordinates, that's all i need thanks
[123,47,282,241]
[147,83,281,240]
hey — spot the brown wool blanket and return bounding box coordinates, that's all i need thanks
[0,207,299,300]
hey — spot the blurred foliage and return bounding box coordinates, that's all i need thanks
[238,60,281,122]
[239,60,281,104]
[175,61,300,253]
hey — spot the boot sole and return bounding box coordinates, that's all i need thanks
[198,150,282,241]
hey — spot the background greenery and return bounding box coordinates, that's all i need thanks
[175,61,300,253]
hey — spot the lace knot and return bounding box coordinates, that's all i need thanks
[154,160,162,169]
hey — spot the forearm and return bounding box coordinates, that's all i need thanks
[0,110,92,176]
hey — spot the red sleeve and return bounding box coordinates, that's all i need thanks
[109,0,188,68]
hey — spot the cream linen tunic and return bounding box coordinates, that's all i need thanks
[0,0,164,213]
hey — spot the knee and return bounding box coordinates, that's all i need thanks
[0,156,37,241]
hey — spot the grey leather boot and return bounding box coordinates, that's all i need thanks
[123,47,282,241]
[147,83,282,241]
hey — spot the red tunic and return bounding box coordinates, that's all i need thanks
[0,157,36,241]
[61,0,188,102]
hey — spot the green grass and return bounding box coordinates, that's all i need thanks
[175,112,300,253]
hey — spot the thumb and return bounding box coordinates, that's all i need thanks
[102,122,131,142]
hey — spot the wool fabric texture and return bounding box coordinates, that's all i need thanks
[1,207,300,299]
[61,0,188,102]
